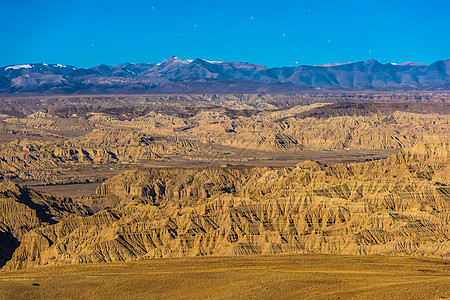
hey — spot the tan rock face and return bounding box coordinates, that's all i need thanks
[4,143,449,270]
[0,182,88,267]
[0,97,448,184]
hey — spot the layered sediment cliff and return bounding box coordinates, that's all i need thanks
[3,143,449,270]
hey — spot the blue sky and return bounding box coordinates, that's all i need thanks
[1,0,449,67]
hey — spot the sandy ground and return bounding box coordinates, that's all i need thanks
[27,148,395,198]
[0,254,448,300]
[32,182,101,198]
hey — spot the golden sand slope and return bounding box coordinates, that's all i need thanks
[4,143,449,270]
[0,255,449,300]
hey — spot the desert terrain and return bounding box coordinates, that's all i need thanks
[0,93,449,298]
[2,0,450,297]
[0,255,449,300]
[0,93,448,186]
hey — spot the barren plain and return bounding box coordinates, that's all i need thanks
[1,255,449,300]
[0,93,449,298]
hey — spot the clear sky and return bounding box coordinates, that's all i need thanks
[1,0,449,68]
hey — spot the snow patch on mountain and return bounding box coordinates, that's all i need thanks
[314,62,353,67]
[5,64,33,70]
[397,62,429,66]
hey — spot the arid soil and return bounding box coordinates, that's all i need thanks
[0,255,449,300]
[0,94,449,298]
[0,94,448,185]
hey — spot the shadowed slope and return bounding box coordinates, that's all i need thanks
[0,182,89,267]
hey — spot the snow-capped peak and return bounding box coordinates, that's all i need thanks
[5,64,33,70]
[164,56,193,64]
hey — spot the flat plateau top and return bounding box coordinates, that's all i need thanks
[1,254,449,300]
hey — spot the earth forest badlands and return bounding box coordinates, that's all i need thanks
[0,88,449,298]
[1,2,450,297]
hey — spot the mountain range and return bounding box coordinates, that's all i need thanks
[1,57,449,94]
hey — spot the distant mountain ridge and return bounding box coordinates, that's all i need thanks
[1,57,449,94]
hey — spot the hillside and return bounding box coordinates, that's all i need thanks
[0,182,88,267]
[3,143,449,270]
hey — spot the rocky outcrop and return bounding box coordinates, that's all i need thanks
[4,143,449,270]
[0,100,449,184]
[0,181,88,267]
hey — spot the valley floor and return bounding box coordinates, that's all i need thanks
[0,254,449,300]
